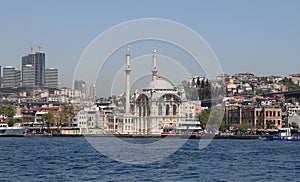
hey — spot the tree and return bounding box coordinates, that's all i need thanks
[0,103,16,118]
[234,120,253,133]
[199,109,210,129]
[42,112,54,132]
[201,79,205,88]
[60,103,74,127]
[0,103,16,126]
[199,106,224,132]
[196,78,200,87]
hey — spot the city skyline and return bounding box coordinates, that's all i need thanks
[0,0,300,89]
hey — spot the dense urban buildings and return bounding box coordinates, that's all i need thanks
[1,46,300,137]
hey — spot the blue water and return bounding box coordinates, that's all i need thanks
[0,137,299,181]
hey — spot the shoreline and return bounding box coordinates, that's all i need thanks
[9,134,260,139]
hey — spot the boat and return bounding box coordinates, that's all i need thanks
[260,128,299,141]
[0,123,29,137]
[161,118,203,138]
[273,128,299,141]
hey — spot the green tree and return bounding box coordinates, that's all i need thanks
[234,120,253,132]
[199,106,224,132]
[0,103,16,126]
[0,103,16,118]
[199,109,210,129]
[42,112,54,132]
[61,103,74,127]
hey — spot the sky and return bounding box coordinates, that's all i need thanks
[0,0,300,96]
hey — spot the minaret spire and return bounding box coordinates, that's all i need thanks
[152,46,158,81]
[125,46,131,113]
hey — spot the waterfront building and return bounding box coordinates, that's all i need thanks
[22,51,45,86]
[225,105,282,129]
[45,68,58,88]
[22,64,35,86]
[77,106,105,134]
[2,66,21,87]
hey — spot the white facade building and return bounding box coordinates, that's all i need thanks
[77,106,104,134]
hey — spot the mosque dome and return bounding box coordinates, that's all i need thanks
[146,79,175,90]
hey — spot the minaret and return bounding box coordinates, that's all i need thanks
[152,46,158,81]
[125,46,131,113]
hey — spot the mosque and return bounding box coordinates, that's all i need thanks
[77,46,201,135]
[115,46,200,135]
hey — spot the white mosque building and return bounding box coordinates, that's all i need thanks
[111,46,201,135]
[77,46,201,135]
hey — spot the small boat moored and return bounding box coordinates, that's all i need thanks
[260,128,299,141]
[0,123,29,137]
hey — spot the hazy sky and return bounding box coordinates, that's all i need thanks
[1,0,300,95]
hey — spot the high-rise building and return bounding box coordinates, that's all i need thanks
[2,66,21,87]
[74,80,86,93]
[22,64,35,86]
[22,52,45,86]
[45,68,58,88]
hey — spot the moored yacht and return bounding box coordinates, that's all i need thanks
[0,123,29,137]
[161,118,203,138]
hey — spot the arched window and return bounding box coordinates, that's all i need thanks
[166,105,170,116]
[139,106,142,117]
[173,104,177,115]
[158,104,162,115]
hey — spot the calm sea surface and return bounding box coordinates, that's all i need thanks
[0,137,299,182]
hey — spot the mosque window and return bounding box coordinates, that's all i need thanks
[173,105,177,115]
[166,105,170,116]
[139,106,142,117]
